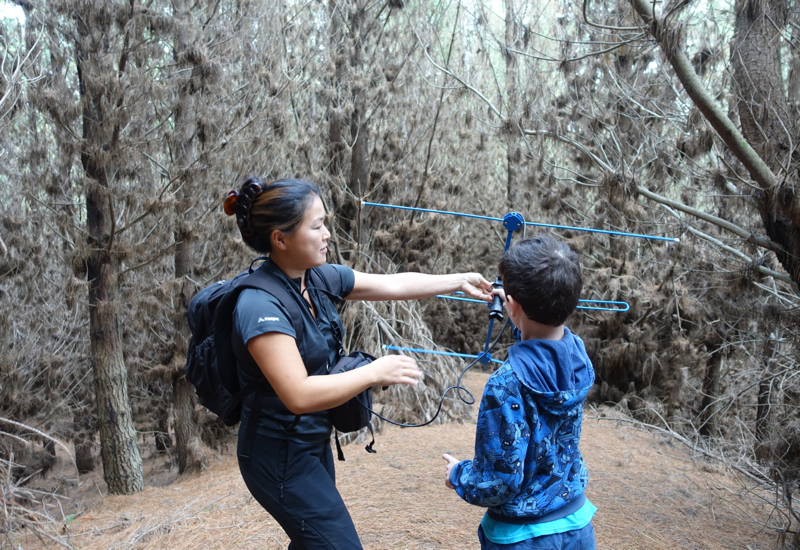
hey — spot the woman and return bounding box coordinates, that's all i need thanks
[224,176,492,549]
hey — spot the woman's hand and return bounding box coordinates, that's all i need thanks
[460,273,493,302]
[369,354,423,387]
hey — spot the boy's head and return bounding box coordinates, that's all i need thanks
[498,233,582,327]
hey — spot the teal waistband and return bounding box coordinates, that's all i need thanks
[481,499,596,544]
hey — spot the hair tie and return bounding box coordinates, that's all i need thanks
[232,178,265,237]
[223,190,238,216]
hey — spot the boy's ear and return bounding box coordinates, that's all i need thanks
[505,294,520,317]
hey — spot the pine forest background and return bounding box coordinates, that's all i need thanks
[1,0,800,546]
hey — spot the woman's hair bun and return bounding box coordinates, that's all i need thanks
[235,179,265,236]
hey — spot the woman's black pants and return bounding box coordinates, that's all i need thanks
[237,430,363,550]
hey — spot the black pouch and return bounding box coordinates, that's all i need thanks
[329,351,376,432]
[328,351,378,460]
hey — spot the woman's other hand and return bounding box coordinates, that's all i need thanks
[460,273,493,302]
[369,354,423,387]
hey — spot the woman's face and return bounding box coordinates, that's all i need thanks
[279,195,330,269]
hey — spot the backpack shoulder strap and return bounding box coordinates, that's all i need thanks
[307,263,347,359]
[242,266,306,346]
[308,263,340,300]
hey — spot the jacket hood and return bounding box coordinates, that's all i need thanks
[507,327,595,413]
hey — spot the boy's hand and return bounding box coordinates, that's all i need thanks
[442,453,460,489]
[491,287,506,304]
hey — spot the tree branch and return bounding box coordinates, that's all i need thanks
[636,184,789,257]
[421,46,504,120]
[626,0,778,191]
[661,205,793,284]
[522,129,614,172]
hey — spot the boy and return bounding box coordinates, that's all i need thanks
[443,234,596,550]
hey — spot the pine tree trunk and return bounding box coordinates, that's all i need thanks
[504,0,520,209]
[699,350,722,437]
[628,0,800,284]
[78,6,143,495]
[347,2,369,201]
[731,0,792,164]
[327,0,346,177]
[171,0,207,474]
[755,331,780,461]
[85,239,143,494]
[173,241,206,473]
[73,410,96,475]
[731,0,800,281]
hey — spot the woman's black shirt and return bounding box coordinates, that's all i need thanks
[231,259,355,441]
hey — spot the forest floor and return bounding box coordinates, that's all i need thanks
[15,372,786,550]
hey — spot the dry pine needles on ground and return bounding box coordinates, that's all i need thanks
[14,372,781,550]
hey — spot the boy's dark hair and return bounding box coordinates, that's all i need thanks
[498,233,582,326]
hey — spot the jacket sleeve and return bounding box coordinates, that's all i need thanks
[449,373,532,507]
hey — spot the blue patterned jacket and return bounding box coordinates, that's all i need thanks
[450,328,595,522]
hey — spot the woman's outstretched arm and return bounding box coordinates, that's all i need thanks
[347,271,493,302]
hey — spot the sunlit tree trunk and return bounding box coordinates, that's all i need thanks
[76,4,143,494]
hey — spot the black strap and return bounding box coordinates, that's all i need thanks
[334,430,345,461]
[307,265,346,359]
[245,261,340,348]
[364,422,376,454]
[239,392,262,464]
[243,266,306,347]
[334,422,376,462]
[308,263,340,297]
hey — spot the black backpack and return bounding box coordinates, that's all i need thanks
[184,260,338,427]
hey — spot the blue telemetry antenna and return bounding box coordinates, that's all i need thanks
[437,293,630,313]
[362,202,680,243]
[362,201,675,365]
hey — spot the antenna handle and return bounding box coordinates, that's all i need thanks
[489,278,504,321]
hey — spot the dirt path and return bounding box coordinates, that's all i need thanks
[22,372,778,549]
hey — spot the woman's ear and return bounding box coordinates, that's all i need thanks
[271,230,288,251]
